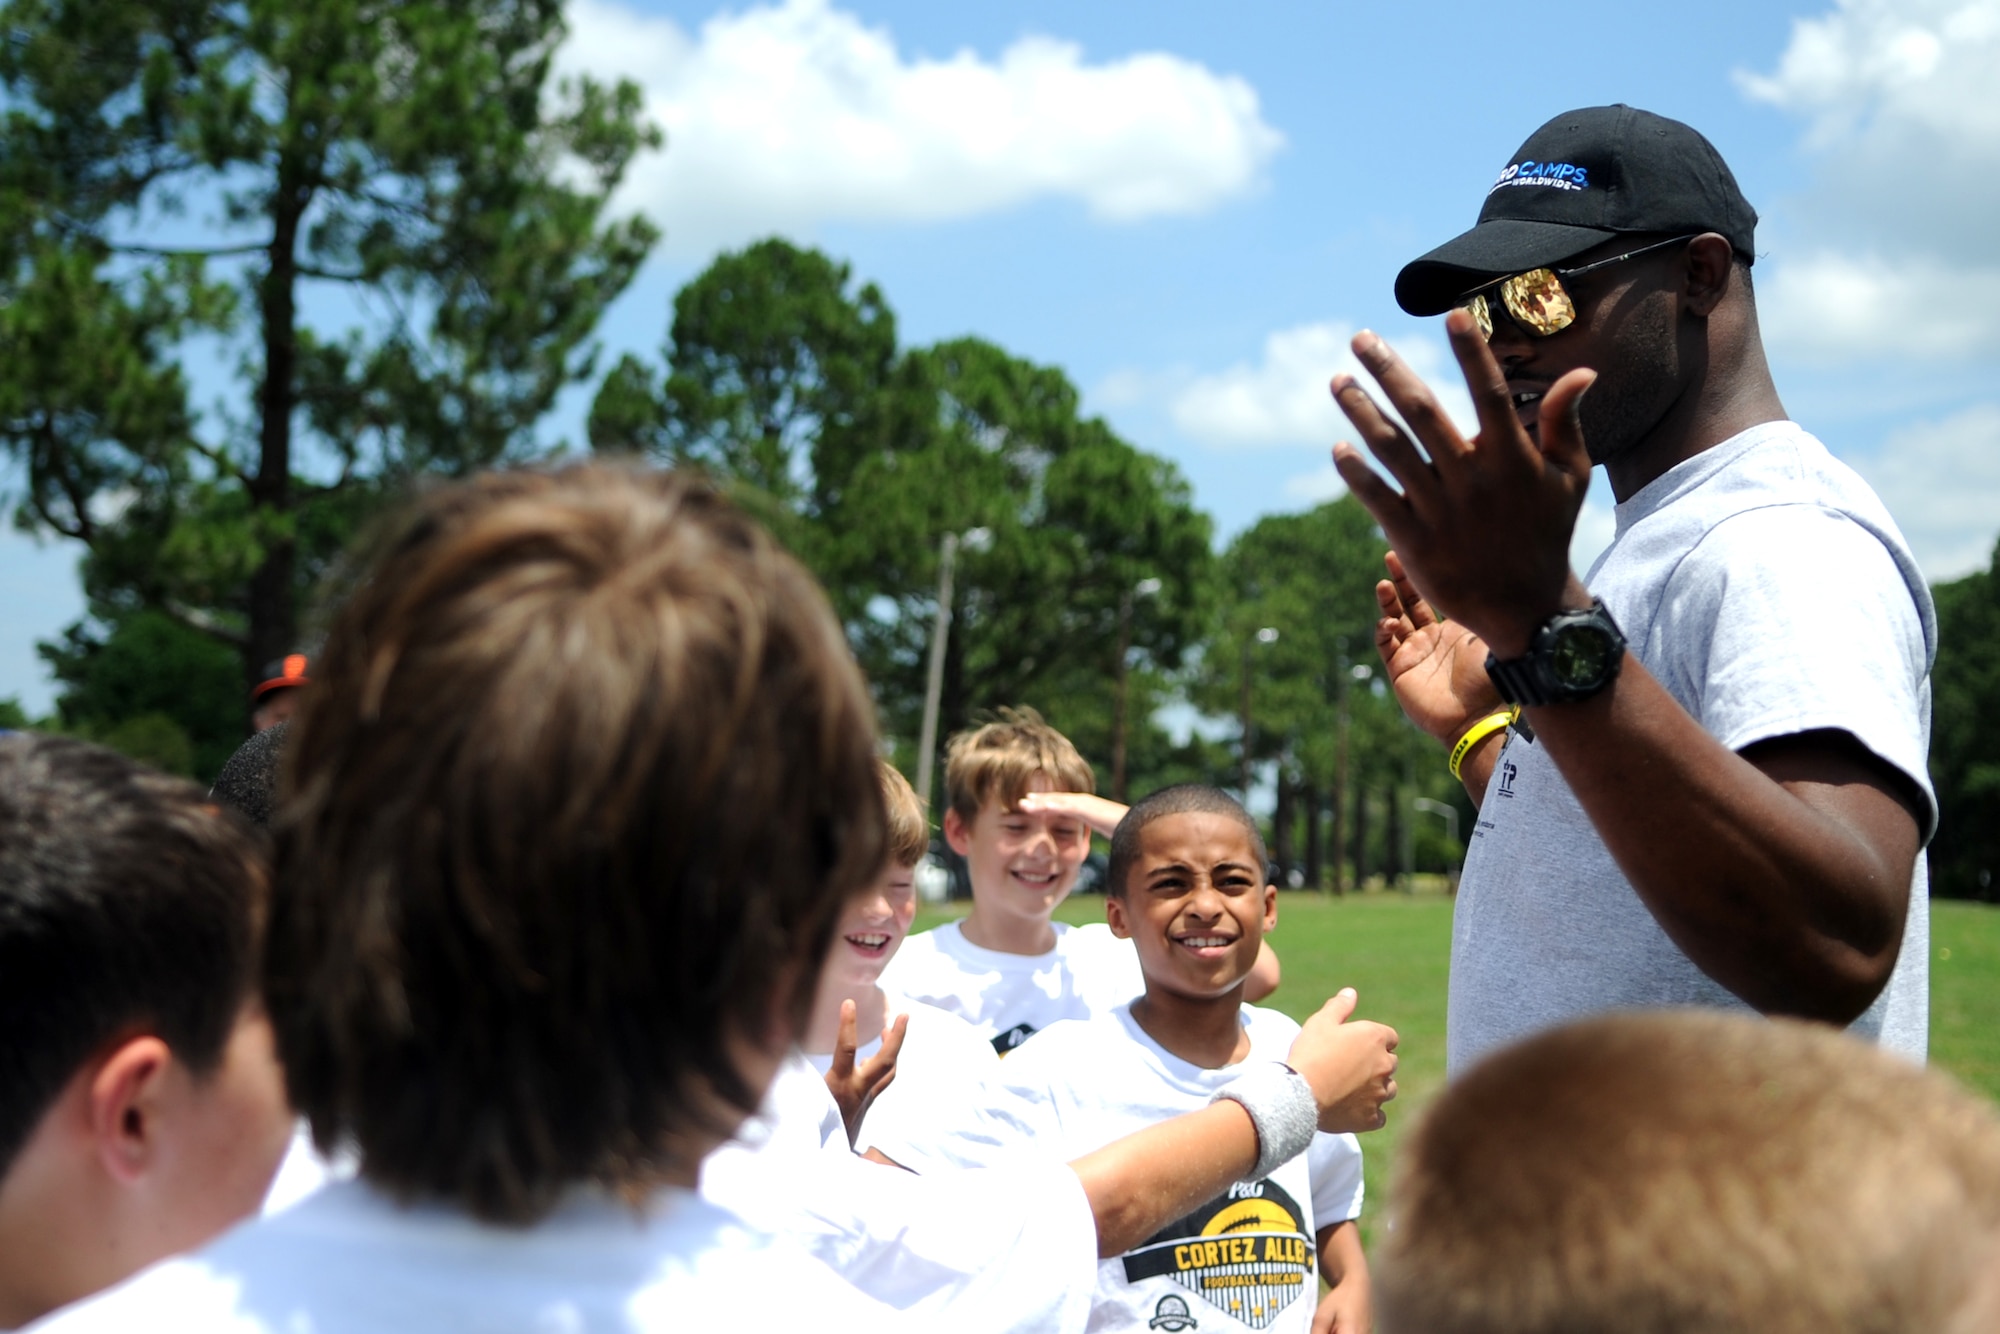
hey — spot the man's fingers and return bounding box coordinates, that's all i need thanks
[1331,443,1415,544]
[1349,329,1474,465]
[1444,306,1531,456]
[1538,366,1598,483]
[1330,373,1439,506]
[1384,550,1440,631]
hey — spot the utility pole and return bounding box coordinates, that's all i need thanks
[915,527,990,811]
[1332,635,1350,897]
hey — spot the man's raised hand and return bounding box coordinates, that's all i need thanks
[1373,550,1504,748]
[1329,311,1597,658]
[1286,989,1398,1134]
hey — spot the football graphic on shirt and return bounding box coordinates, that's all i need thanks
[1120,1180,1314,1331]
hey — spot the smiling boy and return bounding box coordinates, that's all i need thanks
[923,784,1371,1334]
[884,709,1144,1054]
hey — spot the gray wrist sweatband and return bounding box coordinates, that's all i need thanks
[1211,1061,1317,1182]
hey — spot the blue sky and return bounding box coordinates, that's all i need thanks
[5,0,1996,713]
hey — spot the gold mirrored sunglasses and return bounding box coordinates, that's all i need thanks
[1458,235,1701,340]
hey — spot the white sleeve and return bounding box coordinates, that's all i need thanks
[894,1049,1065,1173]
[1307,1132,1364,1229]
[784,1152,1098,1333]
[1653,505,1936,835]
[856,1013,1002,1172]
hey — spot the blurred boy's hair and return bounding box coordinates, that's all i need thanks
[942,706,1093,827]
[1106,784,1267,900]
[1378,1010,2000,1334]
[0,735,268,1180]
[270,463,885,1225]
[879,761,929,869]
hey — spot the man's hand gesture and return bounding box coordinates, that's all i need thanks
[1330,312,1597,659]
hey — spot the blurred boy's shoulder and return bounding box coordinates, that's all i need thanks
[29,1180,897,1333]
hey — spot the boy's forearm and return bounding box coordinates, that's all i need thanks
[1315,1220,1372,1334]
[1069,1102,1258,1258]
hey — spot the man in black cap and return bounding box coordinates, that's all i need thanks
[1327,105,1935,1072]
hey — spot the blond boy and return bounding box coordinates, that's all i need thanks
[884,709,1143,1053]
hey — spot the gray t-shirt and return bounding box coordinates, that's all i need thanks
[1448,420,1937,1074]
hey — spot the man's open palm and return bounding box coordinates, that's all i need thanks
[1374,552,1502,746]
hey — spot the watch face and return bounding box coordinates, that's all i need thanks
[1550,625,1616,688]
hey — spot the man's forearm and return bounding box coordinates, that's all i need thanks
[1522,654,1916,1021]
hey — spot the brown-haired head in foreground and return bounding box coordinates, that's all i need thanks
[943,705,1093,827]
[1378,1010,2000,1334]
[0,734,269,1181]
[270,463,885,1224]
[879,760,929,869]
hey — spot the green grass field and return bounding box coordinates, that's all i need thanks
[914,890,2000,1249]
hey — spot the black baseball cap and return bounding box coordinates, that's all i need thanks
[1394,105,1758,317]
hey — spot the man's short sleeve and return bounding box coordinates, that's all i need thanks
[1650,503,1936,836]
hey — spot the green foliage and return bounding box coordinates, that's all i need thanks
[1931,539,2000,900]
[600,238,1217,790]
[1198,498,1467,888]
[40,608,245,780]
[0,696,31,729]
[0,0,659,709]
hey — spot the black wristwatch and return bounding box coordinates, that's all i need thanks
[1484,599,1627,706]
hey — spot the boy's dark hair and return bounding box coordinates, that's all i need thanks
[270,463,886,1225]
[1378,1010,2000,1334]
[1107,784,1269,899]
[209,721,288,827]
[0,734,268,1181]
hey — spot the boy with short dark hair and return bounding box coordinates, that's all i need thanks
[923,784,1371,1333]
[0,735,293,1329]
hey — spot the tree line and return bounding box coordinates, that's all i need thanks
[0,2,1991,897]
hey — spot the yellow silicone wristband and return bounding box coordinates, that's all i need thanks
[1448,708,1519,782]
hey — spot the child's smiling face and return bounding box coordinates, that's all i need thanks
[824,860,919,990]
[1106,810,1275,1002]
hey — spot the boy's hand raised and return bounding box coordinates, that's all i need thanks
[1016,791,1128,839]
[824,1001,909,1147]
[1288,989,1399,1133]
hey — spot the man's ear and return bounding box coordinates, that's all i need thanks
[942,806,972,857]
[1104,893,1131,940]
[1682,233,1734,318]
[87,1036,173,1186]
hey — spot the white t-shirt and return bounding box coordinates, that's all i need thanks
[702,1050,1097,1331]
[925,1002,1365,1334]
[27,1178,897,1334]
[883,919,1146,1054]
[804,997,999,1171]
[1450,420,1936,1073]
[261,1121,357,1217]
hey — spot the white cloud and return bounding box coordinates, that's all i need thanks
[1847,401,2000,579]
[1166,321,1476,449]
[1758,251,2000,363]
[1740,0,2000,365]
[561,0,1283,253]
